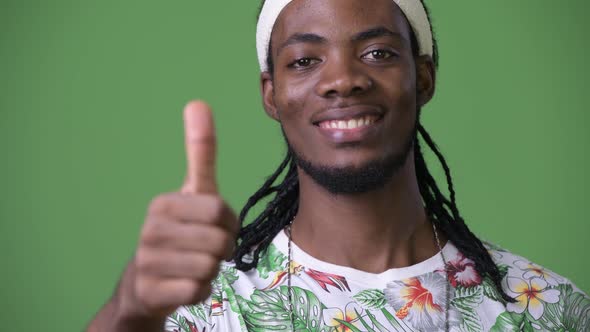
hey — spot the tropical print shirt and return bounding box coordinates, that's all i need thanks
[165,230,589,331]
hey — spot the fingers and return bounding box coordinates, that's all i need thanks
[141,220,234,259]
[136,249,221,280]
[148,193,240,233]
[181,100,217,195]
[136,277,212,311]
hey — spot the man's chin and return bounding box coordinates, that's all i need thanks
[291,148,412,195]
[281,121,417,195]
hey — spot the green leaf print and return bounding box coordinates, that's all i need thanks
[237,293,259,320]
[168,311,196,332]
[256,244,288,279]
[490,311,534,332]
[210,277,223,306]
[537,283,590,331]
[365,310,392,332]
[187,304,208,324]
[212,264,238,305]
[353,289,387,310]
[561,286,590,331]
[537,284,566,330]
[482,277,504,303]
[497,264,509,279]
[220,264,239,285]
[380,308,410,332]
[221,272,248,331]
[354,308,376,331]
[241,285,330,332]
[450,286,483,332]
[482,264,509,304]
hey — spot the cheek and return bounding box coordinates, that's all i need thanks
[394,78,418,133]
[273,79,322,159]
[383,66,417,108]
[274,79,311,128]
[380,68,418,133]
[374,68,418,144]
[397,81,417,119]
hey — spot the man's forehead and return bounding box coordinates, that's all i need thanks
[283,0,398,17]
[272,0,410,42]
[256,0,433,71]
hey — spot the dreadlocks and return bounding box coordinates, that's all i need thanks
[233,0,513,303]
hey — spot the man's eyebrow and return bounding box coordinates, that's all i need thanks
[276,27,405,55]
[277,33,327,55]
[352,26,405,42]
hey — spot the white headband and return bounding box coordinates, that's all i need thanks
[256,0,433,72]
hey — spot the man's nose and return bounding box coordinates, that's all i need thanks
[315,55,373,98]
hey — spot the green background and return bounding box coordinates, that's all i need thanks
[1,0,588,330]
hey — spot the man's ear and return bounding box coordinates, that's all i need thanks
[260,71,280,121]
[415,55,436,107]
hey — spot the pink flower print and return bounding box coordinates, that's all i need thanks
[505,277,560,320]
[305,268,351,293]
[444,252,482,288]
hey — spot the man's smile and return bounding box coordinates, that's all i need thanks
[317,114,380,130]
[311,104,385,144]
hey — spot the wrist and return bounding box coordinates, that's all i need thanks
[86,296,164,332]
[112,311,165,332]
[112,287,167,332]
[110,260,167,332]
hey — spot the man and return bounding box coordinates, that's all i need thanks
[88,0,589,331]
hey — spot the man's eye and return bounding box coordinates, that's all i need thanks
[363,49,396,60]
[290,58,317,68]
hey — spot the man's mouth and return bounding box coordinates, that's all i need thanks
[310,105,385,144]
[317,115,380,130]
[313,114,384,145]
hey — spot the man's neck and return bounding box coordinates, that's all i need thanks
[291,157,440,274]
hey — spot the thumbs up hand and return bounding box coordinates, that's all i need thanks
[116,101,240,324]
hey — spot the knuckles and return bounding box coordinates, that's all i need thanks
[147,192,230,226]
[199,195,227,224]
[147,193,174,215]
[140,220,164,247]
[214,230,231,253]
[134,248,156,273]
[134,246,221,282]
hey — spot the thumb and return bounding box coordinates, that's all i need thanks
[180,100,218,195]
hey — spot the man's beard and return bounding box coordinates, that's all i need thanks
[284,123,417,195]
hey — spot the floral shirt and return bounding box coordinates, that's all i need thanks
[165,230,589,331]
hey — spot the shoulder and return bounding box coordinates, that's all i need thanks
[482,241,577,289]
[482,241,590,331]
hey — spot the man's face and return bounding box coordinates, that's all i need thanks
[262,0,433,193]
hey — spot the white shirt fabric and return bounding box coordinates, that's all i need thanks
[165,230,589,331]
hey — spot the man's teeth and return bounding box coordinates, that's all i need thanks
[319,116,378,129]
